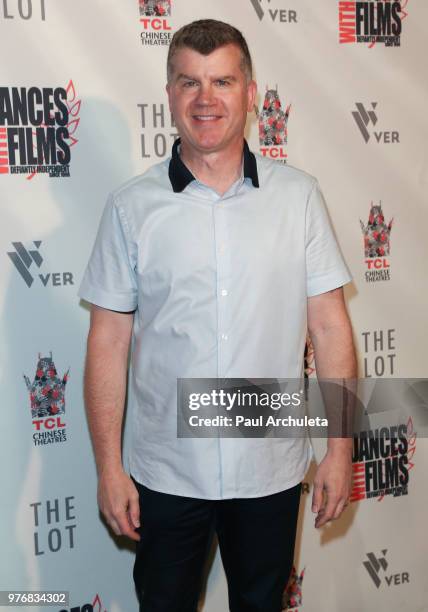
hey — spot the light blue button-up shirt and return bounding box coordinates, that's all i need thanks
[78,140,352,499]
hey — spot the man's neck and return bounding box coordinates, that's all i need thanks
[179,139,244,196]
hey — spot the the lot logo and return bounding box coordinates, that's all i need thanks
[363,550,410,589]
[139,0,172,46]
[0,80,80,178]
[282,566,305,611]
[352,102,399,144]
[249,0,297,23]
[362,328,396,377]
[360,203,393,282]
[31,495,76,555]
[7,241,74,288]
[138,102,178,159]
[255,86,291,161]
[351,418,416,502]
[24,353,69,446]
[1,0,47,20]
[59,593,107,612]
[339,1,409,47]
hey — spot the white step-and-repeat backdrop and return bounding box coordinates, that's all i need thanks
[1,1,427,610]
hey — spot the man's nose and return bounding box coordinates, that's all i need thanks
[195,83,215,105]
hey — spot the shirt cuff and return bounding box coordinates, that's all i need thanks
[306,269,353,298]
[78,283,137,312]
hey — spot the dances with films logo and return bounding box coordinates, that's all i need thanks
[24,353,70,446]
[255,86,291,161]
[139,0,172,46]
[338,0,409,47]
[0,80,80,178]
[59,593,107,612]
[360,202,393,282]
[351,418,416,503]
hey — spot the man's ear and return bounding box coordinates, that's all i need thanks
[247,79,257,112]
[166,83,171,112]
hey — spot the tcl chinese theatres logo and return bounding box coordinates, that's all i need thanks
[138,0,173,46]
[360,202,393,283]
[255,85,291,161]
[24,352,69,446]
[282,566,305,610]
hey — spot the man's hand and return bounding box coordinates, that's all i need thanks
[311,444,352,529]
[97,467,141,542]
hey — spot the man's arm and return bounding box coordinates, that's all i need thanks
[307,286,357,528]
[84,303,140,541]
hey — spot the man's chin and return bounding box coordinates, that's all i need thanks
[190,135,230,153]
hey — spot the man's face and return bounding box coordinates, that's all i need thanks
[166,43,257,155]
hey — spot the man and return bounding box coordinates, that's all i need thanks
[79,19,357,612]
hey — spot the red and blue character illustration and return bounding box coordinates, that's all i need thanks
[24,353,69,419]
[282,566,305,610]
[360,202,393,258]
[255,86,291,147]
[139,0,171,16]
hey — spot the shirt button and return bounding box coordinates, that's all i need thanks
[221,289,228,297]
[221,333,228,341]
[219,244,225,254]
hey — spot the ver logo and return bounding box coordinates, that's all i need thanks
[352,102,399,144]
[363,550,410,589]
[249,0,297,23]
[7,241,74,288]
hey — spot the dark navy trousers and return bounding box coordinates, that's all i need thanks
[131,476,301,612]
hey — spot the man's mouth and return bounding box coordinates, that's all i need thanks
[192,115,222,121]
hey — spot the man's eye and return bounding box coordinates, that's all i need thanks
[183,80,197,88]
[216,80,230,86]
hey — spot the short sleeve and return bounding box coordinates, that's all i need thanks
[305,180,352,297]
[78,194,138,311]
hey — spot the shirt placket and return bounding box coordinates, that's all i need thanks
[212,190,237,498]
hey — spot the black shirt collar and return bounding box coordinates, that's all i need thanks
[168,138,259,193]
